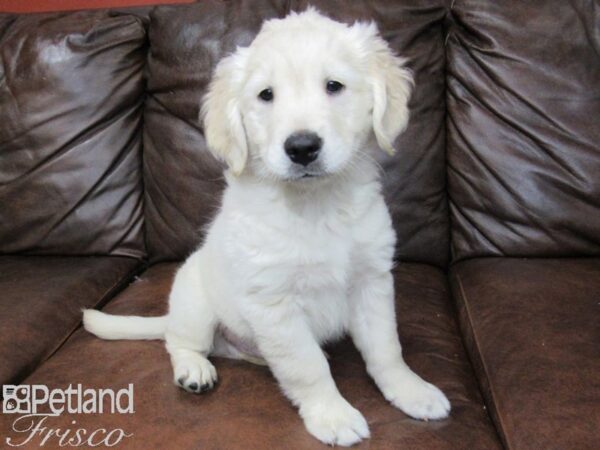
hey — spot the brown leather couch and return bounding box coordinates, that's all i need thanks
[0,1,598,449]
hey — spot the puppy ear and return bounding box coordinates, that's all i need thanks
[201,49,249,175]
[361,23,414,155]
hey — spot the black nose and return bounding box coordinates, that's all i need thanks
[284,131,322,166]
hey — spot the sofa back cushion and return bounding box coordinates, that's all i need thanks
[447,1,600,261]
[144,0,450,266]
[0,11,146,258]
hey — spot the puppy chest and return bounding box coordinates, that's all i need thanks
[270,236,353,294]
[231,216,354,290]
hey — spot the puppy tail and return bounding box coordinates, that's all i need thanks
[83,309,167,340]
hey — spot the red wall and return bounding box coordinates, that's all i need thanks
[0,0,193,13]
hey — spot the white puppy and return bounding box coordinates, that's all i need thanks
[84,8,450,446]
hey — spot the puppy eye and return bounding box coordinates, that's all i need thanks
[326,80,344,94]
[258,88,274,102]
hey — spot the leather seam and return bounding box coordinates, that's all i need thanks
[455,271,511,450]
[27,260,147,383]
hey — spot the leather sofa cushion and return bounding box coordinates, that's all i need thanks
[446,1,600,261]
[450,258,600,450]
[1,263,501,449]
[0,256,140,386]
[144,0,450,267]
[0,11,146,258]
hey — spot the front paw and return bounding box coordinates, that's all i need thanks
[173,354,218,394]
[386,375,450,420]
[300,397,370,447]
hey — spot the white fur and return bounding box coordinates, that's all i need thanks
[84,9,450,446]
[83,309,166,340]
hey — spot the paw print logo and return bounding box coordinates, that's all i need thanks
[3,385,31,414]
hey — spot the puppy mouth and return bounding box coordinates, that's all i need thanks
[282,164,329,181]
[294,171,326,181]
[281,166,327,181]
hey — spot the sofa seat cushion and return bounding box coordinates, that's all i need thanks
[1,263,501,449]
[0,256,140,386]
[450,258,600,450]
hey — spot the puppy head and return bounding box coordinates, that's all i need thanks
[202,8,413,180]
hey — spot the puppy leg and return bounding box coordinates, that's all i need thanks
[245,298,369,447]
[165,257,218,394]
[349,272,451,420]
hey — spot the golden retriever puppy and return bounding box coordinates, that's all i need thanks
[84,8,450,446]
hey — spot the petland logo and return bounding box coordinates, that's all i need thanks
[2,384,134,447]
